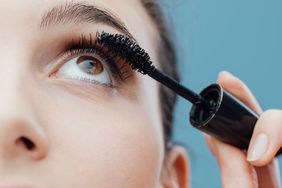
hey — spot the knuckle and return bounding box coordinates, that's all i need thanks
[261,109,281,117]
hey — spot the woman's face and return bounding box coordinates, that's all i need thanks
[0,0,188,187]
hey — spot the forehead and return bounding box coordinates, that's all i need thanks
[0,0,158,64]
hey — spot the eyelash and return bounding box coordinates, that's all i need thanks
[56,33,132,87]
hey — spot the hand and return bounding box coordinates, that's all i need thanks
[204,71,282,188]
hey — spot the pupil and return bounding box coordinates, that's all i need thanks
[86,61,94,69]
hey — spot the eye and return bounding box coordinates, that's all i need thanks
[56,55,112,86]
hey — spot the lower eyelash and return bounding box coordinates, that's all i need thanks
[73,76,116,88]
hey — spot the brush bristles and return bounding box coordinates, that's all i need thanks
[96,32,155,75]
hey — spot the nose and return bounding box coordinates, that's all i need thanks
[0,77,49,161]
[0,115,49,160]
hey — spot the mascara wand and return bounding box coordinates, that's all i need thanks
[97,32,212,111]
[97,32,282,156]
[145,67,213,110]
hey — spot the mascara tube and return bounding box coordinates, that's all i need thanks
[189,83,282,155]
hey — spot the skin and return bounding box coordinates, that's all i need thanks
[1,0,281,188]
[0,0,188,187]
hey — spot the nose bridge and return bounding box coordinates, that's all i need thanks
[0,15,33,111]
[0,34,29,95]
[0,54,29,117]
[0,39,37,126]
[0,0,40,84]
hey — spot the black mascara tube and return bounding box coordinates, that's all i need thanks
[189,83,282,155]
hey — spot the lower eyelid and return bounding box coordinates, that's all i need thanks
[50,76,118,97]
[71,76,116,88]
[48,69,138,102]
[53,71,117,87]
[47,60,133,96]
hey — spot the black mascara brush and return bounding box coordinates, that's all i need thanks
[97,32,282,155]
[97,32,212,110]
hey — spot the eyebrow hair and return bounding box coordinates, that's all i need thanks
[40,2,134,39]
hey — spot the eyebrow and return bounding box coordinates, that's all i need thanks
[40,2,134,39]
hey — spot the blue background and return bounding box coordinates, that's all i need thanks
[161,0,282,187]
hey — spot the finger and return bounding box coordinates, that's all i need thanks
[247,109,282,166]
[204,134,258,188]
[217,71,262,114]
[217,71,282,186]
[255,159,282,188]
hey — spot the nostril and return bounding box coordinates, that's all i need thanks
[17,136,35,151]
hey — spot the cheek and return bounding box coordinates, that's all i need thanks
[33,85,164,187]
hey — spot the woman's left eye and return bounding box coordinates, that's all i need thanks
[56,55,112,86]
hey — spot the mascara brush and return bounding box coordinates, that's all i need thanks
[97,32,212,110]
[97,32,282,156]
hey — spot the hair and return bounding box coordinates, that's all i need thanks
[140,0,179,150]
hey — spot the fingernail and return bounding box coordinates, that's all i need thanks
[218,71,235,79]
[247,133,269,161]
